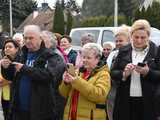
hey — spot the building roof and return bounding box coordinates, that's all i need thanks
[17,7,54,32]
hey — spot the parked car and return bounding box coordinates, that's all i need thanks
[70,27,160,50]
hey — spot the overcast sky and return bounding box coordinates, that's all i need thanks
[36,0,83,8]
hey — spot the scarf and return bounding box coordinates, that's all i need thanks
[71,70,90,120]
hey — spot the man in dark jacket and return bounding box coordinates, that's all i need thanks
[1,25,65,120]
[41,30,66,120]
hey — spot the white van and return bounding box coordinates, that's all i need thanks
[70,27,160,50]
[70,27,117,50]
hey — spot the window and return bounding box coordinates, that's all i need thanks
[102,30,115,45]
[71,30,100,46]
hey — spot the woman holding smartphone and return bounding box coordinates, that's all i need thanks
[0,39,21,120]
[59,43,111,120]
[111,19,158,120]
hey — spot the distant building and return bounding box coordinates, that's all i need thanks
[16,2,55,32]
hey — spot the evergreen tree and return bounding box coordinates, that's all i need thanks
[118,0,139,24]
[134,1,160,29]
[82,0,114,17]
[0,0,37,32]
[118,0,138,17]
[79,16,127,27]
[53,0,65,35]
[81,0,141,26]
[64,0,80,29]
[66,11,73,35]
[81,0,141,18]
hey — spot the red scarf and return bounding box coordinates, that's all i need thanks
[71,70,90,120]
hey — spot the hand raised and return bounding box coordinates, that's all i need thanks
[1,58,12,68]
[123,63,135,79]
[135,64,149,76]
[63,71,75,84]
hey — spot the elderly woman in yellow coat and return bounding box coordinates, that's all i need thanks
[59,43,111,120]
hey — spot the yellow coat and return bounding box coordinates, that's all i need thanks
[59,65,111,120]
[0,74,10,101]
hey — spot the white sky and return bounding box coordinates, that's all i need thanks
[36,0,83,8]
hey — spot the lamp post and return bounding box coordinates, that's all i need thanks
[0,13,2,32]
[9,0,13,36]
[114,0,118,27]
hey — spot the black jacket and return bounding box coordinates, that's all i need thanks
[111,42,158,120]
[2,42,65,120]
[146,46,160,116]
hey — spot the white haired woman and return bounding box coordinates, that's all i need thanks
[59,43,111,120]
[12,33,24,47]
[102,41,115,63]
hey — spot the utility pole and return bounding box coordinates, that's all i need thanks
[114,0,118,27]
[9,0,13,36]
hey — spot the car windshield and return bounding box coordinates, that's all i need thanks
[102,30,115,45]
[71,30,100,46]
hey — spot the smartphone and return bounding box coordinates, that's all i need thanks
[66,63,76,76]
[137,62,146,67]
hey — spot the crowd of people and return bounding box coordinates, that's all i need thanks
[0,19,159,120]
